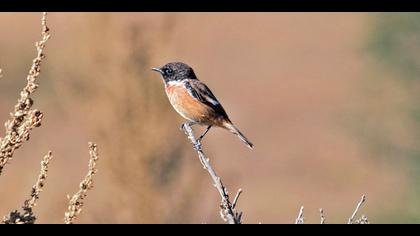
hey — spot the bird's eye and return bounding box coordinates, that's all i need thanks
[165,68,173,75]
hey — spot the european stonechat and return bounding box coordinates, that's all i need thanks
[152,62,254,149]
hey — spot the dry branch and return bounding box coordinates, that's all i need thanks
[64,142,99,224]
[295,206,304,224]
[0,12,50,175]
[1,13,101,225]
[2,151,53,224]
[25,151,53,210]
[348,195,367,224]
[320,208,325,224]
[181,123,243,224]
[294,195,368,224]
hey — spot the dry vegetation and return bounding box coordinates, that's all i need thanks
[295,195,369,224]
[53,14,203,223]
[182,123,243,224]
[183,122,369,224]
[2,152,52,224]
[0,13,371,224]
[0,12,50,175]
[0,12,99,224]
[64,143,99,224]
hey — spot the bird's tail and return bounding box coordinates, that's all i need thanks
[223,122,254,149]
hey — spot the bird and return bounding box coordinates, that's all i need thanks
[152,62,254,149]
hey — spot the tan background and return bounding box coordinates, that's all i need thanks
[0,13,417,223]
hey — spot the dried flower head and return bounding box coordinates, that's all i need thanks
[64,143,99,224]
[0,12,50,175]
[2,151,53,224]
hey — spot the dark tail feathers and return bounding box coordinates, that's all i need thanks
[224,122,254,149]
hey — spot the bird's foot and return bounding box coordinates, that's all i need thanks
[194,139,202,151]
[180,122,195,131]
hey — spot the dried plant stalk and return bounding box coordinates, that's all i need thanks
[295,206,304,224]
[64,142,99,224]
[181,123,242,224]
[320,208,326,224]
[25,151,53,209]
[294,195,368,224]
[348,195,367,224]
[2,151,53,224]
[0,12,51,175]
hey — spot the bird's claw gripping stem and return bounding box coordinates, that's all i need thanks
[194,139,202,151]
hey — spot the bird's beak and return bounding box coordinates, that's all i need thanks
[151,67,164,74]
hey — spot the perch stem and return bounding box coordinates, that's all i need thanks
[182,122,242,224]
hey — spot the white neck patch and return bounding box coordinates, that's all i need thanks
[166,80,185,87]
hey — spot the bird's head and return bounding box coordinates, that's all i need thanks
[152,62,197,83]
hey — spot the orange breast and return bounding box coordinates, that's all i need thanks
[166,84,215,124]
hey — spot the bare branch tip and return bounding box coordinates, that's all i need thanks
[232,188,243,209]
[348,195,368,224]
[320,208,326,224]
[295,206,304,224]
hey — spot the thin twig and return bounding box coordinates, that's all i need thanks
[348,195,366,224]
[0,12,50,175]
[295,206,304,224]
[2,151,53,224]
[320,208,325,224]
[64,142,99,224]
[181,123,242,224]
[232,188,243,209]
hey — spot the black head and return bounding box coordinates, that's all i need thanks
[152,62,197,82]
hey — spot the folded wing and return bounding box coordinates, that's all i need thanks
[184,80,230,121]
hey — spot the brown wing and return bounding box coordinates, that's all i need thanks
[184,80,230,121]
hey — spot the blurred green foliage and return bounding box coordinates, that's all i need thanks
[369,13,420,80]
[368,13,420,223]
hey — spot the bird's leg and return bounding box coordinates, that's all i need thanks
[180,121,196,131]
[197,125,212,143]
[180,121,208,150]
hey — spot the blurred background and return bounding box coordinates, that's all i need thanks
[0,12,419,223]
